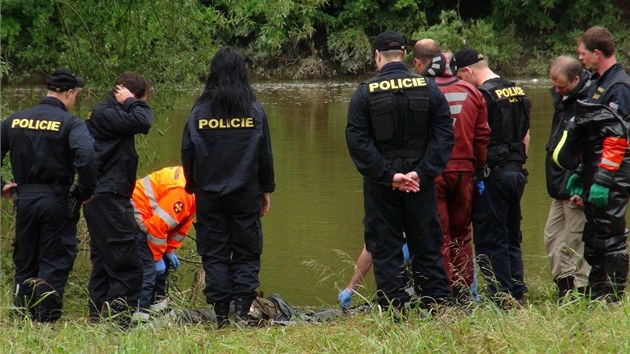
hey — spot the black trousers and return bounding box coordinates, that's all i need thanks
[583,183,629,300]
[473,166,528,297]
[13,186,77,322]
[195,190,263,304]
[363,179,450,306]
[84,193,142,318]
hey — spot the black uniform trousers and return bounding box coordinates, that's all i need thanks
[194,189,263,304]
[583,183,629,300]
[12,185,77,322]
[473,165,528,297]
[363,179,450,307]
[137,230,170,310]
[85,193,142,318]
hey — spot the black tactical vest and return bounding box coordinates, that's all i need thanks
[365,74,432,172]
[479,79,531,167]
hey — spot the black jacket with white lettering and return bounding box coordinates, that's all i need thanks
[345,61,454,186]
[86,94,153,198]
[181,100,275,197]
[1,97,97,198]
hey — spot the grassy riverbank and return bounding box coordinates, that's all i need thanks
[1,282,628,353]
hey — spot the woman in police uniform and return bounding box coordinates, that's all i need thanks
[181,47,275,327]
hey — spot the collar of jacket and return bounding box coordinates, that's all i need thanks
[39,96,67,111]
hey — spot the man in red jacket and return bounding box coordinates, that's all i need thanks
[413,39,490,302]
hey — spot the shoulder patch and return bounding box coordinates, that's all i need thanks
[173,201,184,214]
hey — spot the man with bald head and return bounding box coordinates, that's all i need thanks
[544,55,591,299]
[413,39,489,303]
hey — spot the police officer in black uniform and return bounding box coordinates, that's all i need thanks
[1,68,96,322]
[346,31,454,309]
[454,48,531,305]
[84,72,153,322]
[181,47,275,327]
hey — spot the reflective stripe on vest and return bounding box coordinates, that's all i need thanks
[147,232,167,245]
[169,233,185,242]
[141,175,179,228]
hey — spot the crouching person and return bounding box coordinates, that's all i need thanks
[132,166,196,320]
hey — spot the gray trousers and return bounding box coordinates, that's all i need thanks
[543,198,590,287]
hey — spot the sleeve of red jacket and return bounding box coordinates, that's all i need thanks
[472,93,490,169]
[145,189,195,261]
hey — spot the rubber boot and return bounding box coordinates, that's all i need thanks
[587,261,609,300]
[555,276,575,299]
[213,301,230,328]
[605,250,628,303]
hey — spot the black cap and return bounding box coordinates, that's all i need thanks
[46,68,85,92]
[453,48,484,69]
[374,31,406,52]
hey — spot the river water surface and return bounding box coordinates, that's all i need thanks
[2,79,575,307]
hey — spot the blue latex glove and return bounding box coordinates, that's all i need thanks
[566,174,584,196]
[164,252,180,270]
[588,183,610,207]
[475,180,485,195]
[338,288,353,308]
[402,242,410,263]
[155,258,166,275]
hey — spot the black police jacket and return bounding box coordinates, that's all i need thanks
[587,62,630,117]
[345,61,454,186]
[1,97,97,198]
[181,100,275,197]
[545,71,590,199]
[478,78,531,167]
[86,94,153,198]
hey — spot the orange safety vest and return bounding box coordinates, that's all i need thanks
[131,166,196,261]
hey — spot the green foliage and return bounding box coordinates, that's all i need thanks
[1,0,630,81]
[327,29,373,75]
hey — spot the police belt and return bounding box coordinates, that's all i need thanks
[16,184,71,195]
[490,162,523,173]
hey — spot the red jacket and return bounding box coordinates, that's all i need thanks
[434,74,490,172]
[132,166,196,260]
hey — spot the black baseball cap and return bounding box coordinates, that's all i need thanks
[46,68,85,92]
[374,31,406,52]
[454,48,484,69]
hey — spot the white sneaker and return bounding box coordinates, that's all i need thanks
[150,297,170,312]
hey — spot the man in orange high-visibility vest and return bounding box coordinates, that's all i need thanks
[131,166,196,316]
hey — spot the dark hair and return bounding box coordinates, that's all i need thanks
[114,72,148,98]
[578,26,615,57]
[196,47,255,117]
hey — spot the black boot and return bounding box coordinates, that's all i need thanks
[213,301,230,328]
[234,297,261,326]
[556,276,575,299]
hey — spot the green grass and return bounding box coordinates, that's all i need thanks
[1,282,628,353]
